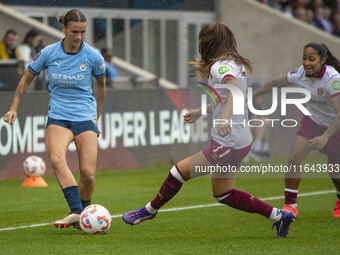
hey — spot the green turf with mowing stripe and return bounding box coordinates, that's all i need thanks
[0,153,338,254]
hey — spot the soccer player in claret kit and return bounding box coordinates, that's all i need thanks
[253,42,340,218]
[122,22,295,237]
[4,9,106,228]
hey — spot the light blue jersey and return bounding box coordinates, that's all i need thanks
[28,40,105,121]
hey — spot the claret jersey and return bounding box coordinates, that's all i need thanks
[208,59,252,149]
[287,65,340,127]
[28,40,106,121]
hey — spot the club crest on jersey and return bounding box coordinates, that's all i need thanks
[80,64,87,71]
[317,88,324,96]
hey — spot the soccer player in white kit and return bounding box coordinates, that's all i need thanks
[123,22,294,237]
[253,42,340,218]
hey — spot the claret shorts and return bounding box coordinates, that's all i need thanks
[202,139,252,169]
[296,115,340,155]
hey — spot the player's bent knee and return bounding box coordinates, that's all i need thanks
[81,172,95,184]
[288,153,302,166]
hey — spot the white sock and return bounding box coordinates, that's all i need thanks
[261,143,269,152]
[252,140,261,152]
[285,188,298,193]
[269,208,282,222]
[145,202,158,214]
[287,203,297,209]
[170,165,185,183]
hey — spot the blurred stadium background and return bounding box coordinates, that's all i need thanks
[1,0,340,179]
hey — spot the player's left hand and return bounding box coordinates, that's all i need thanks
[183,109,202,123]
[217,122,231,138]
[308,134,329,151]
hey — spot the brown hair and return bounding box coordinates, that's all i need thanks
[190,22,253,78]
[58,9,87,27]
[22,29,41,45]
[4,29,17,39]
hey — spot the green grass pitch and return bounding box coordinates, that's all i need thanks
[1,153,339,254]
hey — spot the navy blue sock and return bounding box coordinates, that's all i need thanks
[81,199,91,209]
[62,186,83,214]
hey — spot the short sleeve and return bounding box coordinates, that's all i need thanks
[92,51,106,79]
[326,77,340,97]
[286,66,303,86]
[211,62,238,83]
[27,47,49,76]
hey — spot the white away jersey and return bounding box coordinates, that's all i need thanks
[208,59,252,149]
[287,65,340,126]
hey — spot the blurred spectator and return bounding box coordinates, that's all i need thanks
[293,5,308,21]
[330,9,340,35]
[35,35,45,53]
[17,29,43,69]
[306,8,316,25]
[333,0,340,10]
[308,0,324,11]
[257,0,340,37]
[101,48,119,89]
[284,0,310,17]
[17,29,48,91]
[294,0,310,7]
[0,29,20,60]
[314,6,333,33]
[0,29,21,91]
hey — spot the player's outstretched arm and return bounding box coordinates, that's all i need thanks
[253,76,289,97]
[183,103,212,123]
[4,70,36,125]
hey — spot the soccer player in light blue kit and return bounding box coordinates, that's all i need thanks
[4,9,106,228]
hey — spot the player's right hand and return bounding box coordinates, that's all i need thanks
[217,122,231,138]
[3,110,17,125]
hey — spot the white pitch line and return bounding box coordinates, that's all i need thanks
[0,189,334,232]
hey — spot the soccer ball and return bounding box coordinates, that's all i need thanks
[80,204,112,234]
[23,155,46,177]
